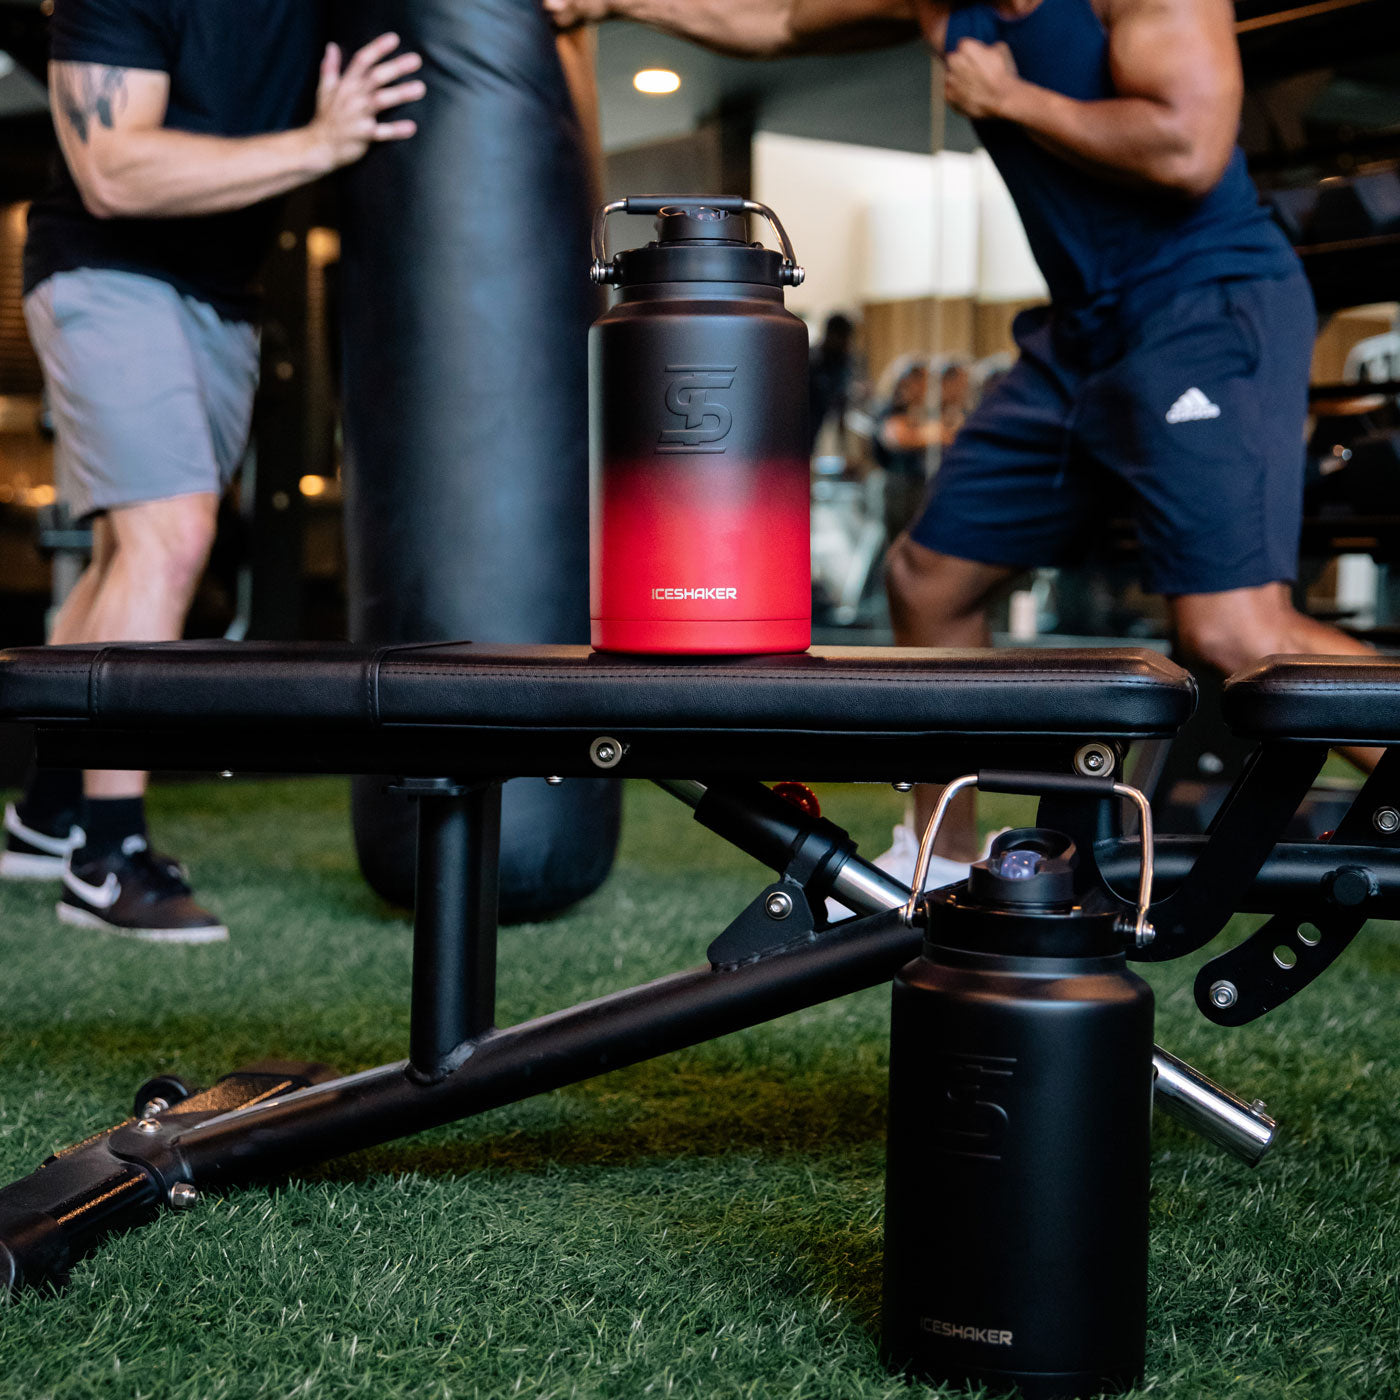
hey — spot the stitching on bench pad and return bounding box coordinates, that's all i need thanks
[385,666,1174,687]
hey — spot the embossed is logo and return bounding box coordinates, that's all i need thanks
[931,1050,1016,1161]
[658,364,736,454]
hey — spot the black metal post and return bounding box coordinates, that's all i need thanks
[170,911,917,1187]
[409,781,500,1079]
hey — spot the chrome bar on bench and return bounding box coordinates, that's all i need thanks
[656,778,1279,1165]
[1150,1048,1276,1164]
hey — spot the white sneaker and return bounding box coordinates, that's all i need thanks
[872,820,974,894]
[827,823,1008,921]
[1,802,83,880]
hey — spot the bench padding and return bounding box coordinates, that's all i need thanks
[1223,654,1400,743]
[0,642,1192,736]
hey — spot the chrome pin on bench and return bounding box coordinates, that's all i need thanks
[658,778,1277,1167]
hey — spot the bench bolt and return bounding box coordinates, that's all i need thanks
[589,737,623,769]
[168,1182,199,1211]
[765,891,793,920]
[1208,980,1238,1009]
[135,1116,160,1134]
[892,782,913,793]
[1073,743,1115,778]
[1325,866,1376,907]
[1372,807,1400,836]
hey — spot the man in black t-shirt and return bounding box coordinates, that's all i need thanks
[2,0,425,942]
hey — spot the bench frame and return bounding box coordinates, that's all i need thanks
[4,646,1399,1296]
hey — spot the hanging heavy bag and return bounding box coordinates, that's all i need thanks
[336,0,620,917]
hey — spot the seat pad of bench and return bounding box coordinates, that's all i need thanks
[1223,654,1400,743]
[0,641,1192,738]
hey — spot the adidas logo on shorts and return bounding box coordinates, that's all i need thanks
[1165,388,1222,424]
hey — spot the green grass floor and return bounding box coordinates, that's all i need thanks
[0,778,1397,1399]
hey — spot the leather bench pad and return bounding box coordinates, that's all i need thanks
[1224,654,1400,742]
[0,642,1193,739]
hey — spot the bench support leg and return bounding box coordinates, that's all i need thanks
[408,780,501,1080]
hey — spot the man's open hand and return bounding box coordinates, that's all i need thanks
[944,38,1021,121]
[310,32,426,171]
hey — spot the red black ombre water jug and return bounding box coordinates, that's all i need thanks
[588,197,810,654]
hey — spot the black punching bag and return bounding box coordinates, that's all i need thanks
[336,0,620,918]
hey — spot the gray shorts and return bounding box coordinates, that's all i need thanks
[24,268,260,521]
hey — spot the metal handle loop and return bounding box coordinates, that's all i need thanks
[903,773,1156,948]
[590,196,805,285]
[903,774,978,927]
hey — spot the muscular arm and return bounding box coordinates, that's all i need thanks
[543,0,920,59]
[51,35,423,221]
[54,63,324,218]
[945,0,1241,198]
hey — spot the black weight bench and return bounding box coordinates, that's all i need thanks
[0,640,1190,780]
[0,640,1397,1295]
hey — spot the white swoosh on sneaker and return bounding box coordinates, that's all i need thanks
[4,803,79,857]
[64,869,121,910]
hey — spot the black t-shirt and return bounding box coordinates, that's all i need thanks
[24,0,323,321]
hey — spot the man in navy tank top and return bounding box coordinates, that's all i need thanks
[549,0,1375,878]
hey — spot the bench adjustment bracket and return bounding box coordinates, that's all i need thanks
[707,878,821,968]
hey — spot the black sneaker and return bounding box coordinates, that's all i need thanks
[58,836,228,943]
[2,802,82,880]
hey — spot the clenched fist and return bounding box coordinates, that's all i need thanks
[943,38,1021,121]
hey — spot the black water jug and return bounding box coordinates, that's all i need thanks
[588,196,810,654]
[881,825,1155,1400]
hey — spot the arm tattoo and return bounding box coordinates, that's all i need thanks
[57,66,130,144]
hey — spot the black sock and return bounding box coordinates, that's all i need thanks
[76,797,148,863]
[16,767,83,834]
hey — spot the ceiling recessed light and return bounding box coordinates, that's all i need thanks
[634,68,681,96]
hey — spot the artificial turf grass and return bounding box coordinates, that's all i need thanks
[0,778,1394,1399]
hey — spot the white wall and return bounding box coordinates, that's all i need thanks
[974,148,1046,303]
[751,131,1046,327]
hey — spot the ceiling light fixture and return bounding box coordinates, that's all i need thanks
[633,68,680,96]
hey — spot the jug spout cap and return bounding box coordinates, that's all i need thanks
[590,196,805,288]
[654,205,750,245]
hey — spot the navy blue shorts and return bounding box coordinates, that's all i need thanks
[911,273,1317,596]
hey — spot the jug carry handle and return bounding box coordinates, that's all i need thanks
[906,770,1156,950]
[590,196,805,286]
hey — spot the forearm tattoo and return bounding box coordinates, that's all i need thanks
[57,66,129,144]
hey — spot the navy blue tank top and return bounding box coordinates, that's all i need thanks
[946,0,1299,310]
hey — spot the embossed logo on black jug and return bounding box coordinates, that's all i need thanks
[658,365,736,454]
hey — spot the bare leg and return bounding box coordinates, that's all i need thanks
[885,534,1019,861]
[55,494,219,800]
[1172,581,1380,771]
[48,514,117,646]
